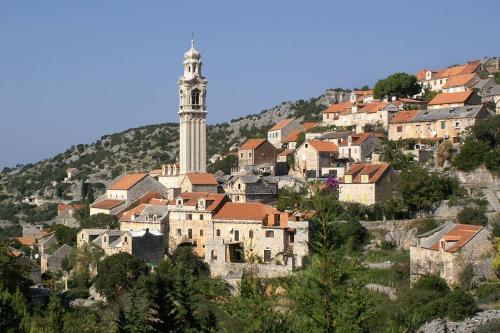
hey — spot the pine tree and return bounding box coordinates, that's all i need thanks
[47,295,64,333]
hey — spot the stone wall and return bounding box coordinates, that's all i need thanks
[361,219,431,250]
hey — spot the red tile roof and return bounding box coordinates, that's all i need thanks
[323,101,353,114]
[108,173,148,190]
[240,138,267,150]
[435,61,481,79]
[15,237,37,247]
[428,90,473,106]
[307,140,338,153]
[429,224,482,253]
[278,149,295,157]
[359,101,389,114]
[178,192,226,211]
[282,129,302,143]
[213,202,279,221]
[90,199,124,210]
[303,122,318,130]
[442,73,478,88]
[341,163,392,184]
[120,204,147,222]
[185,173,218,186]
[339,133,375,146]
[390,110,419,123]
[148,198,170,206]
[269,118,293,131]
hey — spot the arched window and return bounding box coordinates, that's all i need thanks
[191,89,200,105]
[211,250,217,261]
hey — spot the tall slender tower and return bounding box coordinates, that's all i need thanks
[178,38,207,174]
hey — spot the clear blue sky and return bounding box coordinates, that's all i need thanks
[1,1,499,168]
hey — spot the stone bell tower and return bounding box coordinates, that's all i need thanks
[178,37,207,174]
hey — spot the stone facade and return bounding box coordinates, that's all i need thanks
[41,244,73,273]
[410,222,495,285]
[238,139,277,172]
[222,175,277,204]
[178,39,207,174]
[267,118,301,148]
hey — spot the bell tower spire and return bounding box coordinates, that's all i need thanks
[178,37,207,174]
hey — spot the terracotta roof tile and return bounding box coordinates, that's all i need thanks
[269,118,293,131]
[178,192,226,212]
[358,101,388,114]
[15,236,37,247]
[148,198,171,206]
[282,129,302,143]
[278,149,295,157]
[429,224,482,253]
[240,138,267,150]
[213,202,279,221]
[390,110,420,123]
[428,91,473,106]
[108,173,148,190]
[90,199,124,210]
[323,101,353,114]
[341,163,391,184]
[303,122,318,130]
[442,73,478,88]
[307,140,338,153]
[339,133,374,146]
[120,204,147,222]
[185,173,218,185]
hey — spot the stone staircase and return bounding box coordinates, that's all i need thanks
[483,187,500,212]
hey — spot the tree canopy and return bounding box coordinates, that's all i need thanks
[373,72,420,99]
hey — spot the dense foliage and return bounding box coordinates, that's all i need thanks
[373,72,420,99]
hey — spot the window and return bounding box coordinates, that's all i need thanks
[249,152,252,158]
[264,249,272,262]
[426,123,432,131]
[305,143,308,148]
[191,88,200,105]
[104,236,107,242]
[455,121,460,129]
[216,229,221,237]
[265,230,274,238]
[240,153,243,158]
[249,230,254,238]
[290,232,295,243]
[188,229,192,239]
[397,126,403,133]
[235,195,239,201]
[177,229,182,236]
[124,237,128,243]
[237,183,241,190]
[187,214,192,220]
[200,229,203,236]
[441,121,446,129]
[361,175,369,183]
[199,214,204,220]
[193,64,197,72]
[234,230,240,241]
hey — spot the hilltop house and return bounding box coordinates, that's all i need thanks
[427,90,482,110]
[339,163,397,205]
[441,73,480,93]
[338,133,381,162]
[90,173,168,215]
[267,118,301,148]
[238,139,277,174]
[416,60,482,94]
[295,140,344,179]
[180,173,219,193]
[77,228,164,265]
[55,203,86,228]
[222,174,278,204]
[410,222,495,285]
[388,105,492,143]
[119,203,170,248]
[207,202,309,274]
[41,244,73,273]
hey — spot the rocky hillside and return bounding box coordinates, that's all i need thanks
[0,88,351,197]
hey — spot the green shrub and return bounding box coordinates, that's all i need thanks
[457,207,488,226]
[475,283,500,303]
[458,264,474,291]
[453,139,490,172]
[416,218,438,235]
[443,289,476,321]
[380,240,396,250]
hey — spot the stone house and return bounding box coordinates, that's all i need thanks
[119,203,170,249]
[410,222,495,285]
[267,118,301,148]
[416,61,482,94]
[222,174,277,204]
[339,162,397,205]
[167,192,226,257]
[157,162,182,199]
[207,202,309,271]
[388,105,492,143]
[295,139,344,179]
[90,173,168,215]
[322,101,354,125]
[281,122,318,149]
[180,173,219,193]
[338,132,381,162]
[54,203,86,228]
[318,130,354,146]
[77,228,164,265]
[482,85,500,114]
[238,139,277,173]
[441,73,480,93]
[41,244,73,273]
[427,90,482,110]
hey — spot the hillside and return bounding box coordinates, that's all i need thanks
[0,88,351,197]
